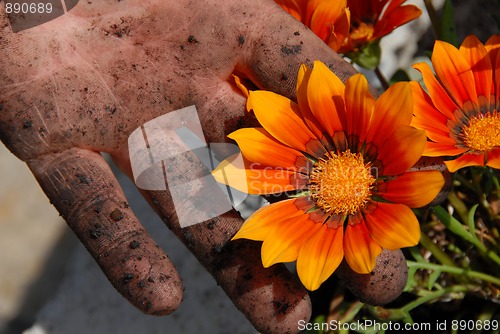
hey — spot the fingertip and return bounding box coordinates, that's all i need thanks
[214,240,311,334]
[335,249,408,305]
[108,234,184,315]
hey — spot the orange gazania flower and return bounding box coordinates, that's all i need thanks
[213,61,444,290]
[344,0,422,53]
[275,0,421,54]
[411,35,500,172]
[274,0,350,52]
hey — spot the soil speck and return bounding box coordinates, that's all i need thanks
[110,208,124,221]
[123,273,135,283]
[281,44,302,55]
[23,120,32,129]
[130,240,141,249]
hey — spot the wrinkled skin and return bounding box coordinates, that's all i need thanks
[0,1,408,332]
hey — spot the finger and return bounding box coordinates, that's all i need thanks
[335,249,409,305]
[27,148,183,315]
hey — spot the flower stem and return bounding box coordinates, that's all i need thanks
[424,0,440,39]
[491,170,500,191]
[419,232,457,267]
[337,301,365,334]
[369,285,470,322]
[400,285,470,318]
[454,172,478,194]
[407,261,500,286]
[375,66,390,90]
[447,191,469,224]
[434,205,500,267]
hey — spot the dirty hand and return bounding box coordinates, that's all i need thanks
[0,0,407,332]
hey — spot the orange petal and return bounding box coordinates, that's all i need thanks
[296,224,344,290]
[233,198,305,241]
[413,62,459,121]
[228,127,307,170]
[343,222,382,274]
[494,45,500,109]
[380,171,445,208]
[410,82,455,144]
[304,0,325,26]
[423,141,466,157]
[346,0,366,19]
[212,155,306,195]
[248,90,317,152]
[412,117,456,144]
[246,169,307,194]
[367,82,413,146]
[377,126,426,175]
[212,154,249,193]
[486,35,500,107]
[306,61,346,137]
[375,5,422,38]
[232,74,249,98]
[261,214,323,267]
[275,0,303,21]
[432,40,478,107]
[310,0,347,43]
[410,82,448,123]
[459,35,492,103]
[326,7,350,51]
[486,147,500,169]
[486,35,500,64]
[344,73,375,145]
[444,152,485,172]
[377,0,404,15]
[365,202,420,250]
[296,63,328,138]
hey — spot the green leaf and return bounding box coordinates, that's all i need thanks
[433,206,491,256]
[467,204,480,242]
[439,0,459,46]
[433,206,474,243]
[404,266,419,292]
[390,69,411,84]
[427,269,442,290]
[408,246,425,262]
[348,42,381,70]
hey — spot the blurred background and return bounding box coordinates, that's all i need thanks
[1,0,499,333]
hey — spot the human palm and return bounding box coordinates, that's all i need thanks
[0,1,407,332]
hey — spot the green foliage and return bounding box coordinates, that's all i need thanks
[439,0,459,46]
[389,69,411,84]
[347,42,381,70]
[305,2,500,332]
[308,167,500,333]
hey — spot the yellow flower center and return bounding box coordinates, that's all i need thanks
[308,150,375,216]
[462,111,500,151]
